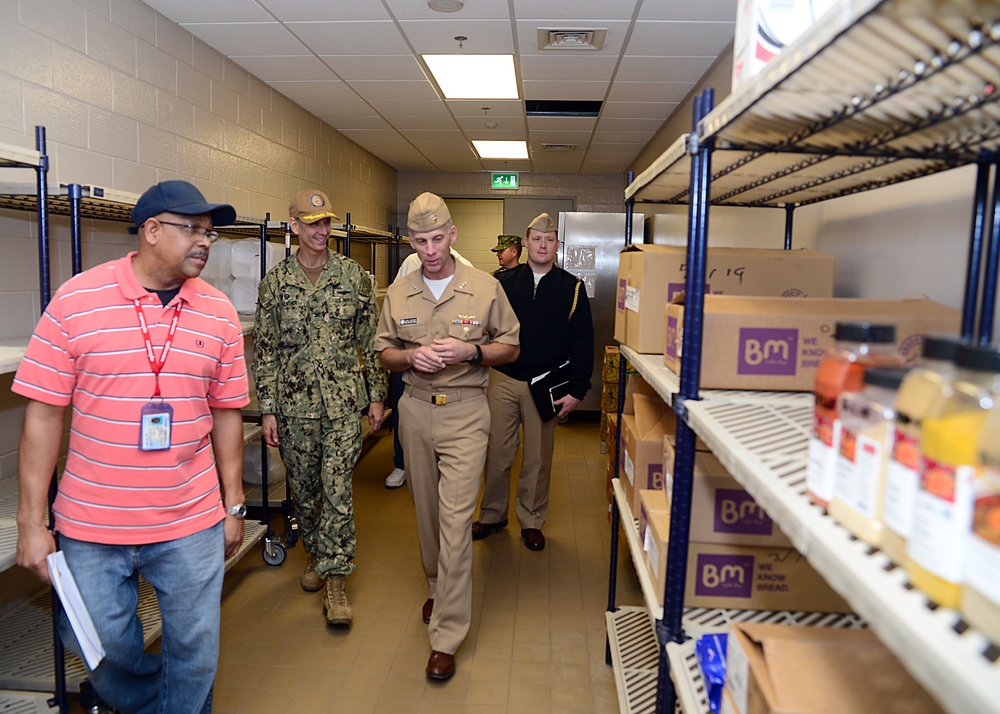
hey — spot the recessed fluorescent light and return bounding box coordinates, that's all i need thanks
[424,55,518,99]
[472,140,528,159]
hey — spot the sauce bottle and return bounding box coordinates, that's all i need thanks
[830,365,909,546]
[906,343,1000,608]
[960,402,1000,644]
[807,322,900,508]
[882,335,962,564]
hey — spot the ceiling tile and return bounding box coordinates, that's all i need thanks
[627,20,735,56]
[522,81,609,101]
[400,19,515,54]
[616,56,716,82]
[607,81,693,104]
[597,116,666,133]
[298,99,378,117]
[637,0,738,22]
[286,21,410,55]
[599,100,678,119]
[260,0,392,21]
[318,55,427,82]
[511,0,640,21]
[519,55,618,82]
[385,0,512,21]
[180,23,307,56]
[145,0,272,23]
[448,100,523,118]
[346,81,441,102]
[366,99,453,118]
[264,79,357,102]
[232,55,336,81]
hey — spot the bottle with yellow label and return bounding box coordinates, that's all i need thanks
[882,335,962,564]
[807,322,901,508]
[906,343,1000,608]
[830,365,909,547]
[961,405,1000,644]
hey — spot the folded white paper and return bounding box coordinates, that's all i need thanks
[46,551,105,670]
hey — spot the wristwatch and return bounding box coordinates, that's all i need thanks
[468,344,483,366]
[225,503,247,519]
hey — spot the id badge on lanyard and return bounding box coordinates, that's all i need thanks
[134,299,182,451]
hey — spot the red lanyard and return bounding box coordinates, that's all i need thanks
[133,299,182,398]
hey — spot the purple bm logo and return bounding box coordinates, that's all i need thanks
[738,327,798,376]
[695,553,755,598]
[666,315,678,359]
[617,278,627,310]
[714,488,774,536]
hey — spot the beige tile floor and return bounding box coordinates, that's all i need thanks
[208,415,643,713]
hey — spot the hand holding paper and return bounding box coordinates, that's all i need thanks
[46,551,105,670]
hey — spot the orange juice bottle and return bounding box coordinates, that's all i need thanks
[830,365,909,547]
[807,322,901,508]
[960,404,1000,644]
[906,343,1000,608]
[882,335,962,564]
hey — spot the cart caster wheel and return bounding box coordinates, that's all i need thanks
[262,542,286,566]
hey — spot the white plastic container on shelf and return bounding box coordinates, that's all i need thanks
[202,237,232,281]
[231,239,284,281]
[232,277,258,314]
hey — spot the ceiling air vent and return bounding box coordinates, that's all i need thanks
[541,143,576,152]
[526,100,602,117]
[537,29,607,51]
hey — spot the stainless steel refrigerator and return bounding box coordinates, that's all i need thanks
[558,211,644,412]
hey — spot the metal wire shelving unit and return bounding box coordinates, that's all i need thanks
[609,0,1000,712]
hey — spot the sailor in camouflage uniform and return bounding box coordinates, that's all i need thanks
[253,189,386,626]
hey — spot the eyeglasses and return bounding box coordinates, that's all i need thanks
[158,220,221,244]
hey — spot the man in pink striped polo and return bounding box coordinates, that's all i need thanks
[14,180,249,714]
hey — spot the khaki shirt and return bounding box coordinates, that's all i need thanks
[375,261,520,390]
[253,251,386,419]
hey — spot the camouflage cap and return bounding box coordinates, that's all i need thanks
[290,189,339,224]
[407,192,451,233]
[527,212,557,234]
[491,234,521,252]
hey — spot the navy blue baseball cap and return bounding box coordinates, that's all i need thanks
[129,180,236,234]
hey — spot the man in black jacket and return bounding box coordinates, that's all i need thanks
[473,213,594,551]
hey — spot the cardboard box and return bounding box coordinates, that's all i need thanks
[732,0,842,92]
[638,488,670,547]
[663,437,792,548]
[616,245,835,354]
[665,296,962,391]
[621,393,675,515]
[723,623,945,714]
[643,525,851,612]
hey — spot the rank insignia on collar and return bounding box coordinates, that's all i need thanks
[400,317,418,325]
[452,315,481,326]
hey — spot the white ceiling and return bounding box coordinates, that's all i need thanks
[142,0,737,174]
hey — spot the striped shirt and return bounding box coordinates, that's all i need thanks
[13,253,250,545]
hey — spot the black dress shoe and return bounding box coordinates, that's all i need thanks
[426,650,456,680]
[521,528,545,551]
[471,518,508,540]
[422,598,433,624]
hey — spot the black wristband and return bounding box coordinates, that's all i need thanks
[468,344,483,365]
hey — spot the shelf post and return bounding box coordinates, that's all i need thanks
[961,160,991,341]
[35,126,52,307]
[784,203,795,250]
[344,212,352,258]
[977,161,1000,344]
[68,183,83,276]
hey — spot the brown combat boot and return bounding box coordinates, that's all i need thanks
[300,554,324,592]
[324,575,352,626]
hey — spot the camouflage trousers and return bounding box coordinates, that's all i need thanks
[277,413,362,578]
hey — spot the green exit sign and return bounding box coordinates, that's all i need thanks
[491,172,519,190]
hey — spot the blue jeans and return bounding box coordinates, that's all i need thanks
[59,523,224,714]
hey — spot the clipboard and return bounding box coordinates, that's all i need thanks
[528,360,571,422]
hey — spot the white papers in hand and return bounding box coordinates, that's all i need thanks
[46,551,105,670]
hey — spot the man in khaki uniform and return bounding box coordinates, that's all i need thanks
[376,192,519,681]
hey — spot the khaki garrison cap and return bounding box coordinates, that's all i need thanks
[492,235,521,252]
[407,192,451,232]
[527,212,557,234]
[290,190,340,224]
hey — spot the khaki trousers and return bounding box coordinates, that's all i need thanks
[480,369,556,530]
[399,387,489,655]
